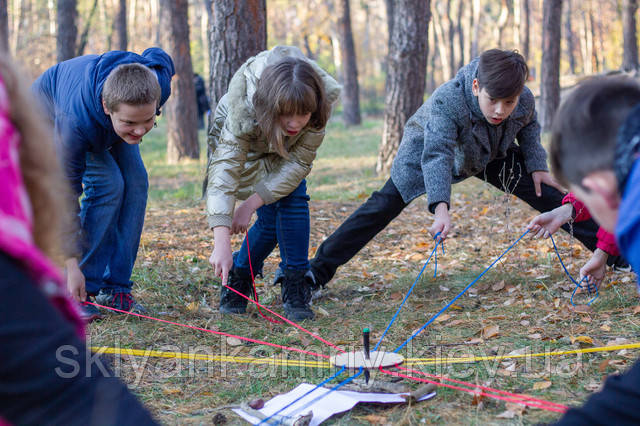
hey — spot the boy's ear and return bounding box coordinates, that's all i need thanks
[582,172,620,209]
[102,99,110,115]
[472,79,479,96]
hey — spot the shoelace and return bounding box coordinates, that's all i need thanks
[283,279,310,305]
[111,292,135,310]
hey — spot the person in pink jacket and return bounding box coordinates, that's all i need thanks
[0,56,156,425]
[528,192,623,288]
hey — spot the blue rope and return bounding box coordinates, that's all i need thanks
[257,365,347,425]
[549,235,599,306]
[394,229,530,353]
[373,234,444,351]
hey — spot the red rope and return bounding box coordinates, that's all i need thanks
[395,365,568,410]
[223,284,345,353]
[84,301,330,359]
[380,365,568,413]
[244,231,283,325]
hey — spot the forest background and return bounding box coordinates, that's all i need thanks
[2,1,640,425]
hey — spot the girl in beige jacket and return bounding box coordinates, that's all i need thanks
[206,46,340,321]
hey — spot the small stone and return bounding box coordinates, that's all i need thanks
[248,398,265,409]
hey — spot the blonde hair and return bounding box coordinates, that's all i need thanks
[0,56,72,262]
[102,63,161,112]
[253,57,330,157]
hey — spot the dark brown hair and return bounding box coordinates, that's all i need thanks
[550,75,640,187]
[102,63,161,112]
[477,49,529,98]
[0,56,72,262]
[253,57,330,157]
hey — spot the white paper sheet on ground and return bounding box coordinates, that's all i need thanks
[233,382,436,425]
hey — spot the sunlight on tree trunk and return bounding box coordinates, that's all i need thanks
[377,0,429,175]
[336,0,361,126]
[540,0,562,132]
[159,0,199,164]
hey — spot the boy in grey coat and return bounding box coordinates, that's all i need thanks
[310,49,606,288]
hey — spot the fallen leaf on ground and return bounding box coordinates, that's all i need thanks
[434,313,452,323]
[532,381,552,391]
[492,281,505,291]
[361,414,388,424]
[571,335,594,345]
[481,325,500,339]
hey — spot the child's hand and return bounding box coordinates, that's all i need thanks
[210,227,233,285]
[531,171,565,196]
[579,248,608,289]
[429,202,451,242]
[64,258,86,302]
[231,193,265,234]
[527,203,573,238]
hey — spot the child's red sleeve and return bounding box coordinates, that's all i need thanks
[562,192,592,222]
[562,193,620,256]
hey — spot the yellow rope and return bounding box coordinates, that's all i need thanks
[91,342,640,369]
[404,342,640,365]
[90,346,331,368]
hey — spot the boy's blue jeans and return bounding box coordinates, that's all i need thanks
[80,142,148,295]
[234,180,311,274]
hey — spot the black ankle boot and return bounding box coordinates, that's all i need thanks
[219,267,253,314]
[281,269,314,321]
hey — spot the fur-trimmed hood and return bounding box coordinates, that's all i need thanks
[224,45,341,137]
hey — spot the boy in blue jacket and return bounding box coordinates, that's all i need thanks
[310,49,610,289]
[548,76,640,425]
[33,48,175,319]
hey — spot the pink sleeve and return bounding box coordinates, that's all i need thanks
[596,227,620,256]
[563,193,620,256]
[562,193,592,222]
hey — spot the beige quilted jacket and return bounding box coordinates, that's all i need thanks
[205,46,341,229]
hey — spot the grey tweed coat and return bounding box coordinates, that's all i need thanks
[390,58,548,212]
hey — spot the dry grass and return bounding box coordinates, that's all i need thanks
[87,118,640,425]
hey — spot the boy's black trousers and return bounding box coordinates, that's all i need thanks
[311,146,604,286]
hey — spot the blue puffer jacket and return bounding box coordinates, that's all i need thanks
[32,48,175,196]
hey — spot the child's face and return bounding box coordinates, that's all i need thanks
[472,79,519,125]
[569,170,621,233]
[279,113,312,137]
[103,101,157,144]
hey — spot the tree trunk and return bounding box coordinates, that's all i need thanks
[57,0,77,62]
[203,0,266,195]
[0,0,8,53]
[456,0,465,69]
[471,0,481,58]
[445,0,456,78]
[76,0,99,56]
[463,0,473,62]
[520,0,530,61]
[622,0,638,71]
[579,6,592,74]
[433,3,451,80]
[564,0,576,74]
[377,0,430,175]
[209,0,266,109]
[114,0,127,51]
[588,2,599,72]
[336,0,361,125]
[384,0,394,41]
[540,0,562,132]
[159,0,199,163]
[494,0,510,48]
